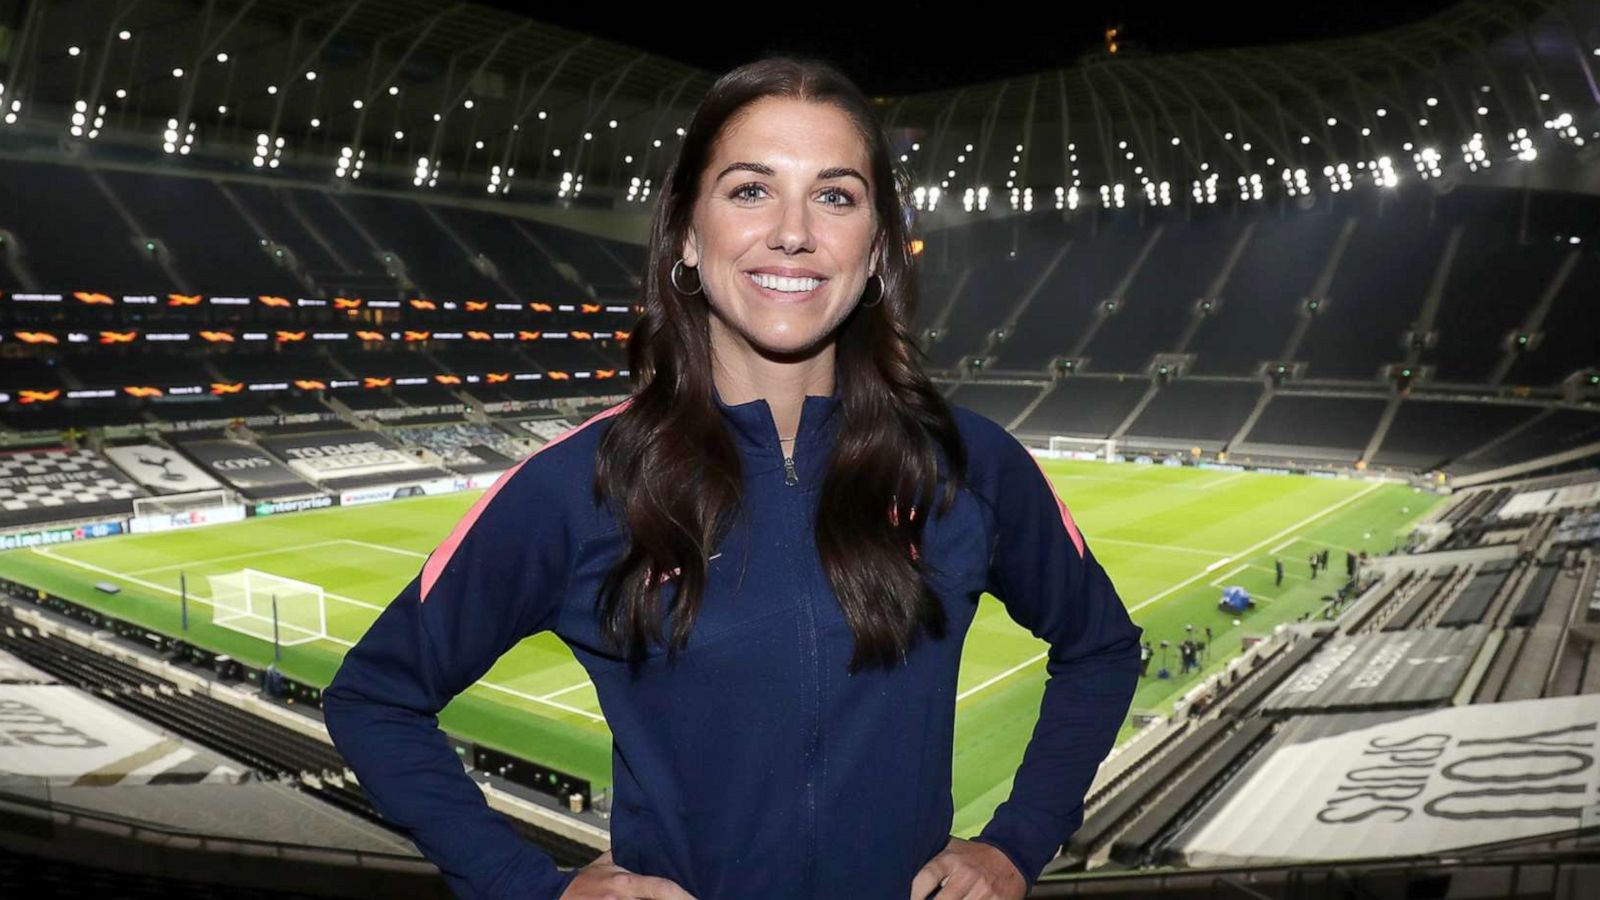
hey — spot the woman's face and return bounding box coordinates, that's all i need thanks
[682,96,881,360]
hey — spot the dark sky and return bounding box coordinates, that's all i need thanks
[484,1,1468,94]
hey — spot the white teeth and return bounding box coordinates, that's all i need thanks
[749,272,823,293]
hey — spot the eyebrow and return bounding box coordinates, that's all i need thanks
[714,160,869,191]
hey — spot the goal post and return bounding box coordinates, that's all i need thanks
[1046,435,1117,461]
[134,488,236,517]
[206,568,329,646]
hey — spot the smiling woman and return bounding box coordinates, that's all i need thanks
[322,53,1141,900]
[682,95,883,377]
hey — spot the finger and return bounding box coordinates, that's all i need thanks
[909,859,950,900]
[619,872,698,899]
[940,870,982,900]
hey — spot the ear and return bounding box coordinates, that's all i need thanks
[680,227,698,268]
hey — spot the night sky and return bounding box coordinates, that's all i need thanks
[483,2,1469,94]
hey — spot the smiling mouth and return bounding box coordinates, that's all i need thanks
[745,271,827,302]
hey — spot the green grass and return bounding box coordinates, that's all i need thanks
[0,460,1441,838]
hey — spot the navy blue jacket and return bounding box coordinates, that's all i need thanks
[322,382,1143,899]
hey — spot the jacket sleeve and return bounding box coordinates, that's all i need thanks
[321,456,582,900]
[969,436,1143,888]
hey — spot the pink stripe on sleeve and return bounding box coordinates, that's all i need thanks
[1028,452,1086,559]
[419,398,633,602]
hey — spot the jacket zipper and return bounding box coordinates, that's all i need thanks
[778,421,817,894]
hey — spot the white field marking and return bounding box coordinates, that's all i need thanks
[1059,474,1210,490]
[341,539,427,559]
[125,534,428,570]
[1208,563,1250,585]
[1197,472,1250,491]
[1269,534,1360,556]
[28,545,605,723]
[1211,561,1294,585]
[1203,557,1234,573]
[540,680,594,700]
[1093,537,1230,558]
[956,480,1386,704]
[957,652,1053,703]
[1268,536,1301,554]
[1130,483,1382,613]
[128,539,368,575]
[33,545,385,612]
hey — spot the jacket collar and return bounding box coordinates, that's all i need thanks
[712,377,842,461]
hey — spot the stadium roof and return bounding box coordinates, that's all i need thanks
[2,0,1596,199]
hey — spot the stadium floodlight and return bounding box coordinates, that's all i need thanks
[119,29,131,40]
[207,568,329,647]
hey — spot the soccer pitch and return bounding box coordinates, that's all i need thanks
[0,459,1440,837]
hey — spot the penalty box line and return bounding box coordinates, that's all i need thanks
[956,481,1385,705]
[27,544,604,723]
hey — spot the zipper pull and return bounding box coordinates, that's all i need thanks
[784,455,799,486]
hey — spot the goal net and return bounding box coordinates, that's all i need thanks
[134,489,235,517]
[206,568,328,646]
[1047,435,1117,461]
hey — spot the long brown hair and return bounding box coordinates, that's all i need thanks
[592,54,967,675]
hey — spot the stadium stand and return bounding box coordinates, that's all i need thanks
[0,447,148,529]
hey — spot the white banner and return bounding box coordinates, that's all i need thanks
[103,443,224,493]
[1178,694,1600,866]
[0,685,246,786]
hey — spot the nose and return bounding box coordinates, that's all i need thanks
[769,193,815,254]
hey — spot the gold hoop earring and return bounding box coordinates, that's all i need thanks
[859,272,885,308]
[670,258,703,295]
